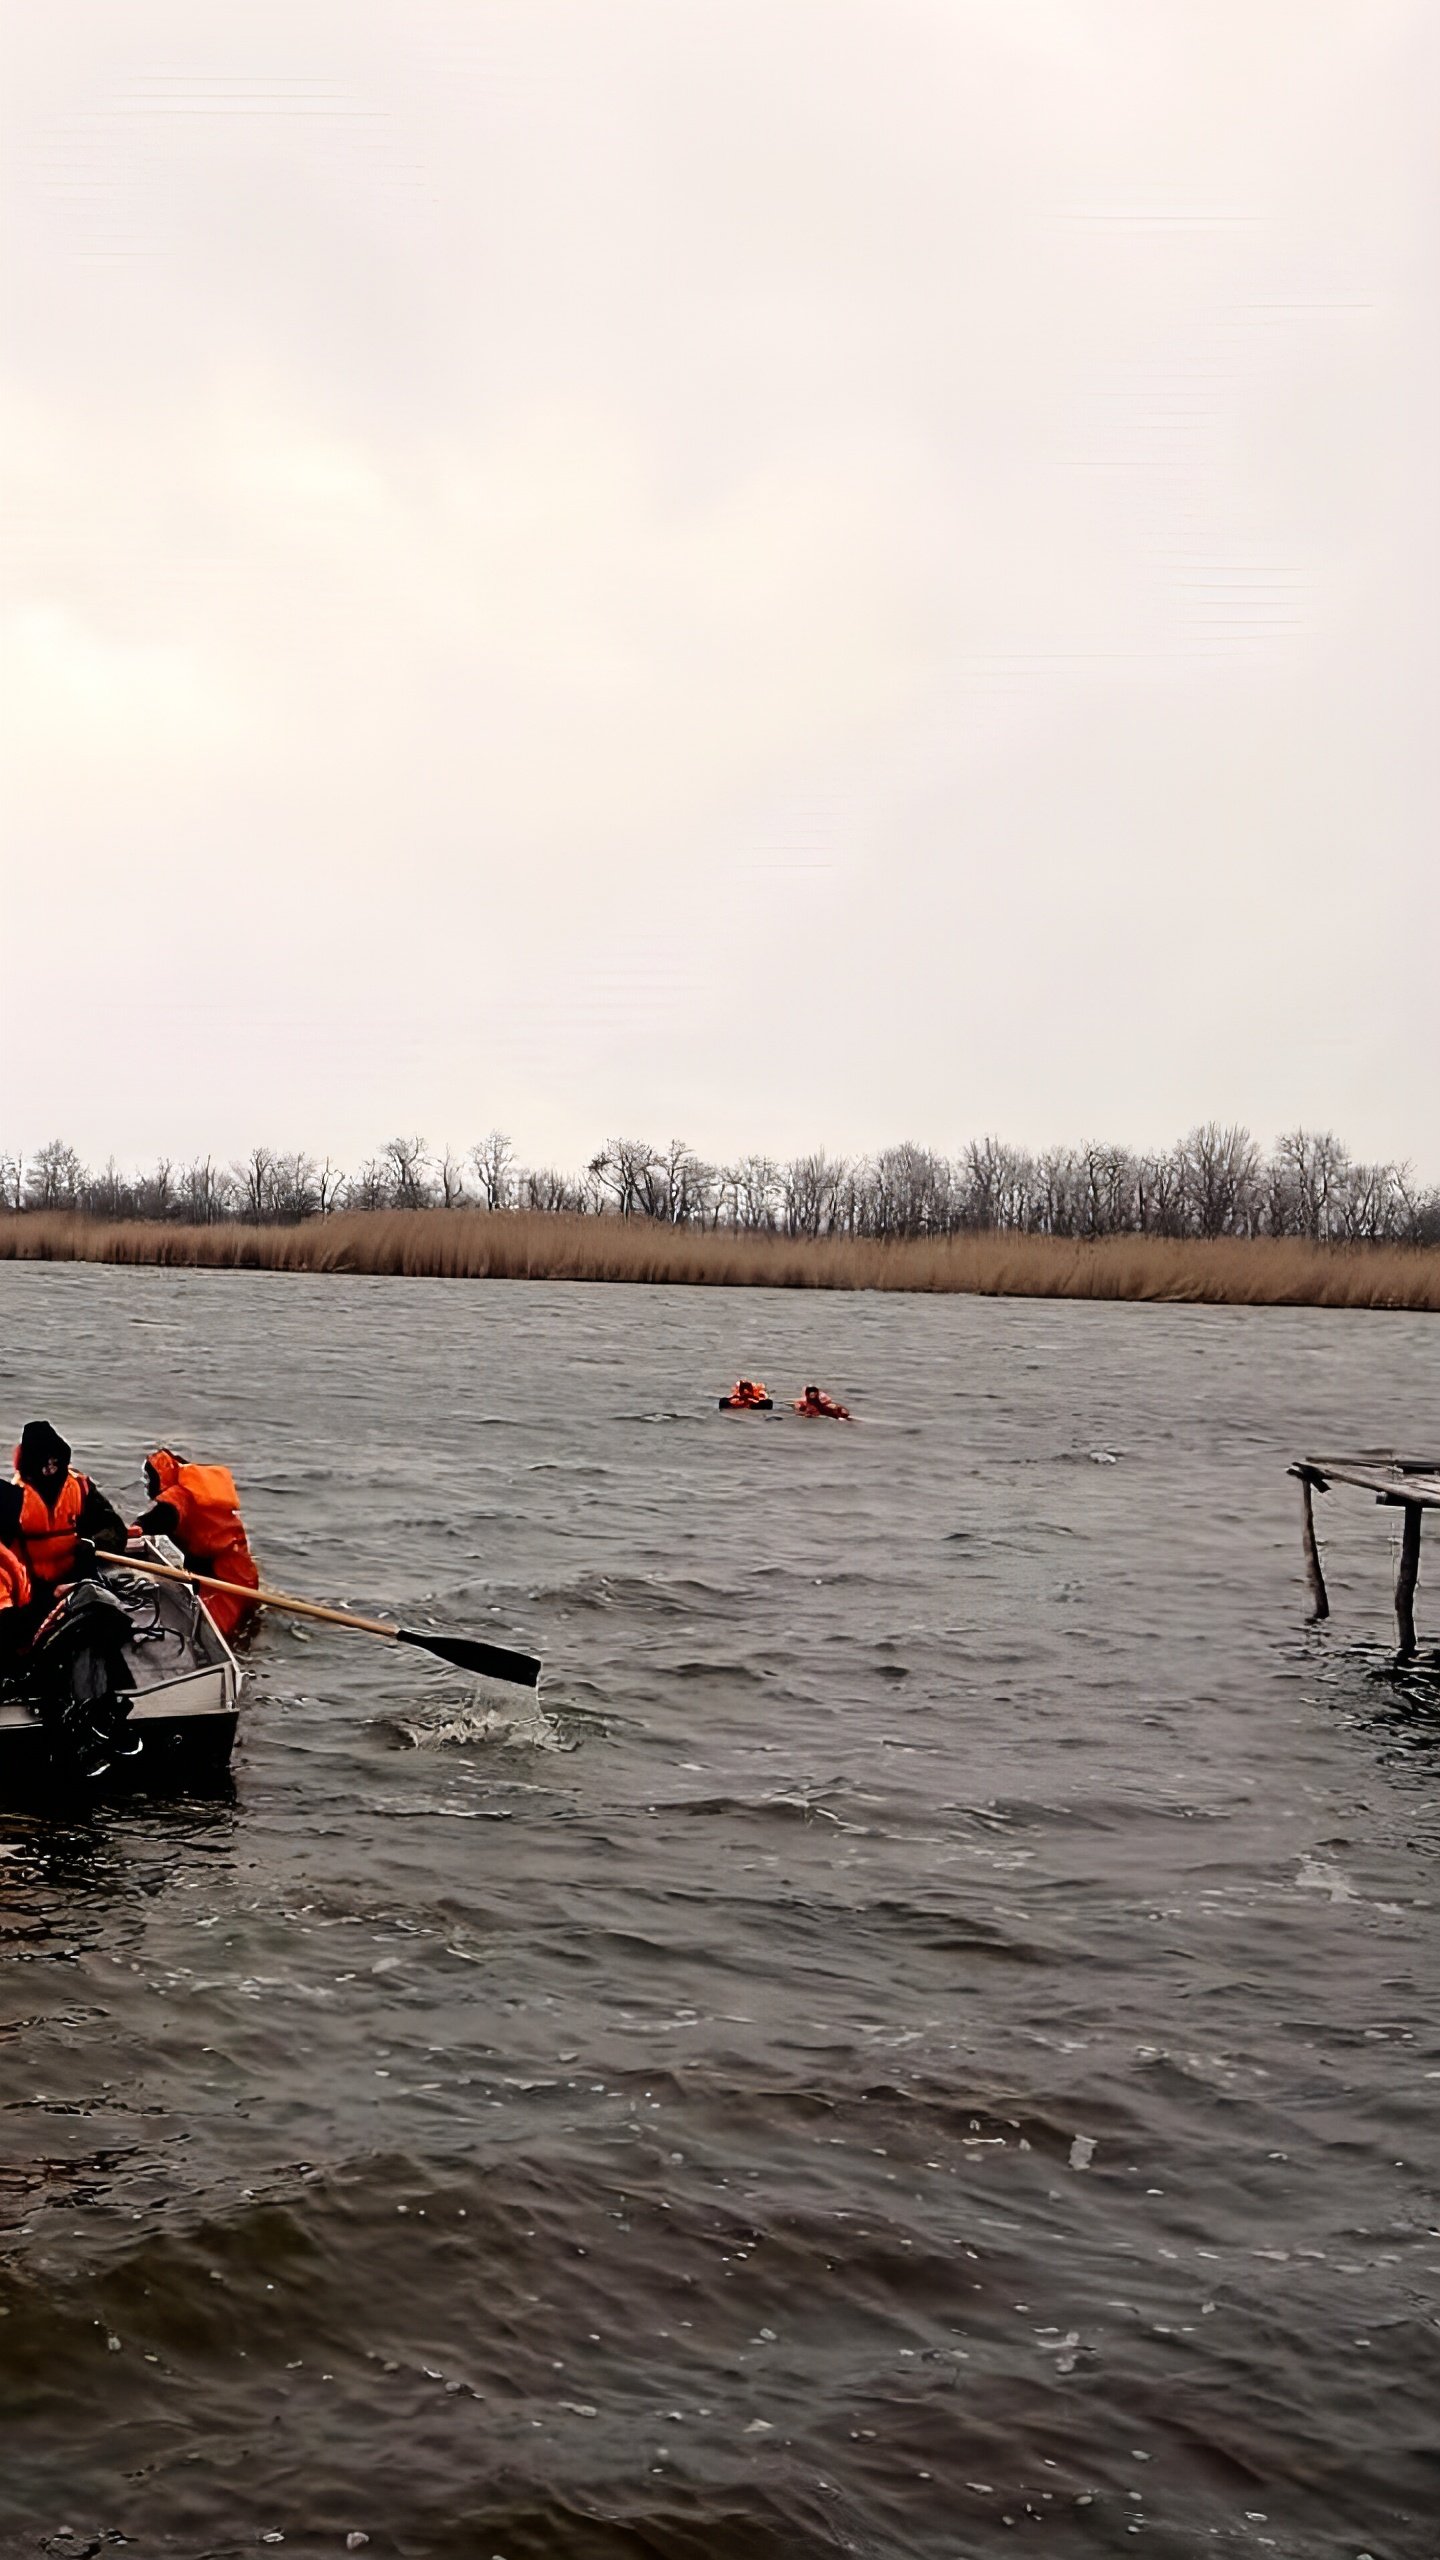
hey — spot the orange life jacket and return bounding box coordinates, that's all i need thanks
[12,1470,88,1586]
[0,1546,31,1612]
[145,1452,259,1635]
[146,1451,257,1582]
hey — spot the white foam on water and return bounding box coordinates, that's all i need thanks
[1035,2325,1082,2373]
[393,1681,569,1754]
[1069,2134,1096,2171]
[1295,1856,1359,1903]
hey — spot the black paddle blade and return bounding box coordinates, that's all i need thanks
[397,1627,541,1688]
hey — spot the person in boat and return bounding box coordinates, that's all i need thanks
[793,1384,852,1421]
[0,1482,34,1673]
[134,1448,260,1641]
[723,1378,771,1410]
[12,1420,128,1604]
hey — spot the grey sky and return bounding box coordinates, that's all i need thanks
[3,1,1435,1179]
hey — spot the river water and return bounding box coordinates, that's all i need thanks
[0,1264,1437,2560]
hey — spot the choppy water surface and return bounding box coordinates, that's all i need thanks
[1,1266,1438,2560]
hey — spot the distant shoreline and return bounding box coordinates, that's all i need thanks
[2,1210,1438,1310]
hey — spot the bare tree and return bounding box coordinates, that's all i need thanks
[437,1148,469,1209]
[24,1139,84,1211]
[134,1158,178,1221]
[1403,1182,1440,1245]
[1336,1158,1408,1243]
[273,1153,322,1223]
[383,1135,433,1210]
[868,1143,952,1237]
[525,1165,582,1213]
[1074,1143,1139,1238]
[180,1156,232,1224]
[782,1151,846,1238]
[84,1157,135,1220]
[655,1139,713,1226]
[835,1157,869,1237]
[233,1146,278,1223]
[733,1155,781,1231]
[959,1137,1033,1232]
[1175,1123,1260,1238]
[1273,1129,1349,1241]
[1032,1147,1079,1236]
[589,1138,660,1218]
[471,1131,516,1211]
[347,1157,391,1211]
[1132,1150,1182,1236]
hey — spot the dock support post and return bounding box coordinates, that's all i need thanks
[1395,1502,1423,1663]
[1288,1465,1330,1622]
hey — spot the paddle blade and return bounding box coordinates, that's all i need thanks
[397,1627,541,1688]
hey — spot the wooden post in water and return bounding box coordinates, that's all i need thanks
[1287,1464,1330,1622]
[1394,1500,1423,1663]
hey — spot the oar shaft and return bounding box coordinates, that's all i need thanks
[109,1547,541,1686]
[112,1548,399,1640]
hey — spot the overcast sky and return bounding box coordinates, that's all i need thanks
[3,1,1436,1180]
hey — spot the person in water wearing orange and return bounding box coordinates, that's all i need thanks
[793,1384,852,1421]
[722,1378,772,1410]
[135,1449,260,1640]
[0,1483,34,1673]
[12,1420,128,1603]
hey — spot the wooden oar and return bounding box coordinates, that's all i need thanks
[109,1550,542,1688]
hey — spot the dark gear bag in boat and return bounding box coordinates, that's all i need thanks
[27,1579,141,1778]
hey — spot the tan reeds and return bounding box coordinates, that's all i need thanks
[2,1210,1439,1308]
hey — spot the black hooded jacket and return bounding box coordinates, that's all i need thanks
[14,1420,128,1565]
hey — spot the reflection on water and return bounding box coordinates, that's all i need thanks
[2,1265,1439,2558]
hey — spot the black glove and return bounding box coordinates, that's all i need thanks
[73,1538,99,1578]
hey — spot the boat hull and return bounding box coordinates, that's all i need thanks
[0,1705,239,1799]
[0,1545,242,1803]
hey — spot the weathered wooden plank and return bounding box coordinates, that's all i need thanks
[1293,1469,1329,1620]
[1305,1451,1440,1476]
[1299,1458,1440,1510]
[1287,1455,1435,1650]
[1395,1503,1424,1661]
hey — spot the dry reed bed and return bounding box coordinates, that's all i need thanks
[2,1211,1439,1308]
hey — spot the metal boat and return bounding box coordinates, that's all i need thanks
[0,1538,240,1797]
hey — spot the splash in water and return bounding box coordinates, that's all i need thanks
[379,1678,570,1754]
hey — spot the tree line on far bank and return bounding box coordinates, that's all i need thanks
[4,1126,1438,1247]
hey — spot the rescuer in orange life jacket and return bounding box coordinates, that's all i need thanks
[135,1449,260,1641]
[793,1384,853,1421]
[12,1420,128,1604]
[0,1481,34,1674]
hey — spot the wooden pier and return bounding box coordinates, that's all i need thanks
[1289,1452,1440,1660]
